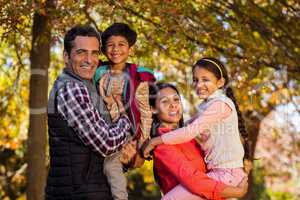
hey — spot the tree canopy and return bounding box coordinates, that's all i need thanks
[0,0,299,199]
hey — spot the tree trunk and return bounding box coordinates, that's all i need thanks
[27,1,53,199]
[241,112,263,200]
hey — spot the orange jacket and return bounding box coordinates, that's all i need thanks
[153,127,226,200]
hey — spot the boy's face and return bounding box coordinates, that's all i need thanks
[104,35,132,69]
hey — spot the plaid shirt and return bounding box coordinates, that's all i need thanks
[56,81,131,157]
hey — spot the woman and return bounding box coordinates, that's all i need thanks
[147,82,248,200]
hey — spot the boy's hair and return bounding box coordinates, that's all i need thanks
[64,25,101,56]
[101,23,137,52]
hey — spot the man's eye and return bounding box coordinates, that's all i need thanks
[76,50,84,54]
[92,51,100,56]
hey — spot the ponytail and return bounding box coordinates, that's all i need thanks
[226,87,252,160]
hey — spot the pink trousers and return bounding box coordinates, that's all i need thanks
[161,168,247,200]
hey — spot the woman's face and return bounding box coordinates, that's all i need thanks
[154,87,183,127]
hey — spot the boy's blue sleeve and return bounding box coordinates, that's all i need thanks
[93,65,109,85]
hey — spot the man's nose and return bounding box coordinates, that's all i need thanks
[84,52,93,63]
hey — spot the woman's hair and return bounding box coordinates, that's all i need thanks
[193,58,251,159]
[148,82,184,186]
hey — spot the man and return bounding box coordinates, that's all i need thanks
[45,25,131,200]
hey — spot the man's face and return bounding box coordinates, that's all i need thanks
[64,36,100,80]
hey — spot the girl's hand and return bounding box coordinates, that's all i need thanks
[142,137,163,158]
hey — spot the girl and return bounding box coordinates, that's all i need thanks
[148,82,248,200]
[144,58,251,199]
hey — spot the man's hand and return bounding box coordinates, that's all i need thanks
[120,140,137,165]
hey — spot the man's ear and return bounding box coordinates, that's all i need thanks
[63,51,69,66]
[217,77,225,88]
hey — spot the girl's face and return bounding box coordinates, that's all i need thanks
[192,66,225,100]
[153,87,183,128]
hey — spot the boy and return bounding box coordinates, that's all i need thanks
[94,23,155,200]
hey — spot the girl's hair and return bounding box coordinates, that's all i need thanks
[148,82,184,186]
[193,57,251,159]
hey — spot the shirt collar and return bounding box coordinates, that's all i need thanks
[207,89,225,100]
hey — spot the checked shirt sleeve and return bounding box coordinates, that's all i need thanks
[57,81,131,157]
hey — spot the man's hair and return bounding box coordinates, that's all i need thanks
[64,25,101,56]
[101,23,137,52]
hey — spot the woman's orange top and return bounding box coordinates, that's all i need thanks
[153,127,226,200]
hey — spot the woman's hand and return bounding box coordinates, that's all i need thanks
[236,177,249,197]
[142,137,163,158]
[221,177,248,198]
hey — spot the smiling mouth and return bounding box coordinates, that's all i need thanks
[198,89,208,94]
[169,111,180,117]
[111,53,121,57]
[81,65,91,68]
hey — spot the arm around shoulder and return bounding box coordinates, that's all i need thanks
[56,81,131,156]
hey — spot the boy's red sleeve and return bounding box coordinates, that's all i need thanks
[137,66,156,82]
[154,145,226,200]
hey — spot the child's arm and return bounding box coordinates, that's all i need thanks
[161,101,232,145]
[135,82,152,140]
[143,101,232,157]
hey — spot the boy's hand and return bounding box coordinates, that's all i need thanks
[98,73,109,97]
[109,101,120,122]
[114,95,126,115]
[103,95,114,107]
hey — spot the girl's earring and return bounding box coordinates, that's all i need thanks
[152,110,158,114]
